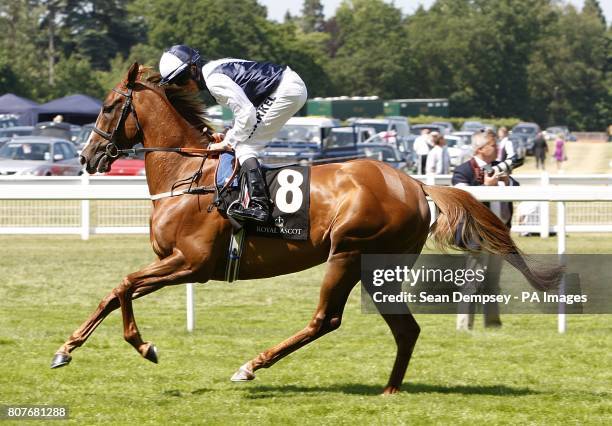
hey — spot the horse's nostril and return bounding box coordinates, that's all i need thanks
[79,155,87,165]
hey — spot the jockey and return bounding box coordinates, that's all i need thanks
[158,45,308,223]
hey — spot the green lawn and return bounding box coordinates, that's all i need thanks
[0,234,610,425]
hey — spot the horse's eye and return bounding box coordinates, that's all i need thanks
[103,104,114,114]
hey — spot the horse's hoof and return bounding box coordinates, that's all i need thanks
[382,386,400,395]
[144,344,158,364]
[50,352,72,369]
[230,363,255,382]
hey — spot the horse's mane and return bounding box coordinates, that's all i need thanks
[138,67,215,134]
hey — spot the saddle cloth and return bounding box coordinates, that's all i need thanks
[216,153,310,241]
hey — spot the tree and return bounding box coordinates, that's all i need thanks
[583,0,607,27]
[528,5,610,129]
[62,0,145,70]
[301,0,325,33]
[325,0,413,98]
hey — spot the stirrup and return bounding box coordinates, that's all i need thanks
[228,203,270,223]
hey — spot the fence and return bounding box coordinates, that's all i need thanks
[2,174,609,238]
[1,174,611,334]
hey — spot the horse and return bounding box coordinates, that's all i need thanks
[53,63,560,394]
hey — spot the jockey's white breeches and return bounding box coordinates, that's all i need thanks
[234,66,307,164]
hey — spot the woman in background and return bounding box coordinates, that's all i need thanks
[553,133,566,172]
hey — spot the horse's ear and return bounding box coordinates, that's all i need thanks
[127,62,139,88]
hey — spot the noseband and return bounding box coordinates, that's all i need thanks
[92,84,143,159]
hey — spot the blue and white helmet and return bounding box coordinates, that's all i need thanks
[159,45,202,85]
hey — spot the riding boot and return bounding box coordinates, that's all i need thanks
[228,157,271,223]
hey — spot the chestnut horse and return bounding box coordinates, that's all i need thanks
[52,63,558,394]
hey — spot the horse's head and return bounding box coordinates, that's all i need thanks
[81,62,144,174]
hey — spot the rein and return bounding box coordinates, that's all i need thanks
[91,81,238,204]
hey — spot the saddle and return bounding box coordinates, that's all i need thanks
[213,152,311,282]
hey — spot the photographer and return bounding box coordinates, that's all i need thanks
[451,129,519,330]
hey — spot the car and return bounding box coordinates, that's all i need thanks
[460,121,497,133]
[511,122,541,155]
[507,134,527,159]
[0,136,83,175]
[33,121,73,141]
[357,143,411,173]
[543,126,576,142]
[431,121,455,134]
[452,131,474,145]
[0,114,19,128]
[261,116,347,165]
[362,131,416,170]
[410,123,446,136]
[70,124,82,144]
[348,117,411,141]
[0,126,34,146]
[0,126,34,138]
[105,144,146,176]
[443,135,473,168]
[329,126,377,146]
[460,121,485,132]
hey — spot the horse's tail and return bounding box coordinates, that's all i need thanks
[420,184,561,291]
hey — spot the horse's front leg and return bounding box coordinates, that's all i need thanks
[50,283,161,368]
[113,250,194,362]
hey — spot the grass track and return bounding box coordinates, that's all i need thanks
[0,234,611,425]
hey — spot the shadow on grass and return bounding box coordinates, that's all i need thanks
[243,382,539,398]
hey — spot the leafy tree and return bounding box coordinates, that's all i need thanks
[301,0,325,33]
[326,0,413,98]
[62,0,145,70]
[528,5,610,129]
[583,0,607,27]
[47,54,104,99]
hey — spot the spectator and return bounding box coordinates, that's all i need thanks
[413,128,432,174]
[52,115,64,123]
[425,132,450,174]
[452,129,519,331]
[553,133,567,172]
[533,131,548,170]
[497,127,516,162]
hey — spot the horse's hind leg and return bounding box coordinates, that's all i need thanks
[380,312,420,395]
[231,253,359,382]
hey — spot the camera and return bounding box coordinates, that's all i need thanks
[482,156,524,177]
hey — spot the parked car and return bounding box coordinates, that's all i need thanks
[348,117,411,142]
[543,126,576,142]
[410,123,446,135]
[0,136,83,175]
[329,126,377,146]
[105,144,146,176]
[33,121,73,141]
[507,133,527,159]
[460,121,485,132]
[443,135,473,168]
[362,131,416,170]
[431,121,455,134]
[0,114,19,128]
[452,131,474,146]
[357,143,410,173]
[262,117,357,165]
[0,126,34,146]
[511,122,541,155]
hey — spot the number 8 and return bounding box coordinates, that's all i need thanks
[275,169,303,214]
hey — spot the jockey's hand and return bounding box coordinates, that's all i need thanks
[208,141,231,151]
[211,132,225,143]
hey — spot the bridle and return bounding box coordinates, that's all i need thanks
[92,84,144,159]
[92,81,222,159]
[90,80,238,203]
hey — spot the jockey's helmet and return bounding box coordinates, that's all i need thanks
[159,45,204,86]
